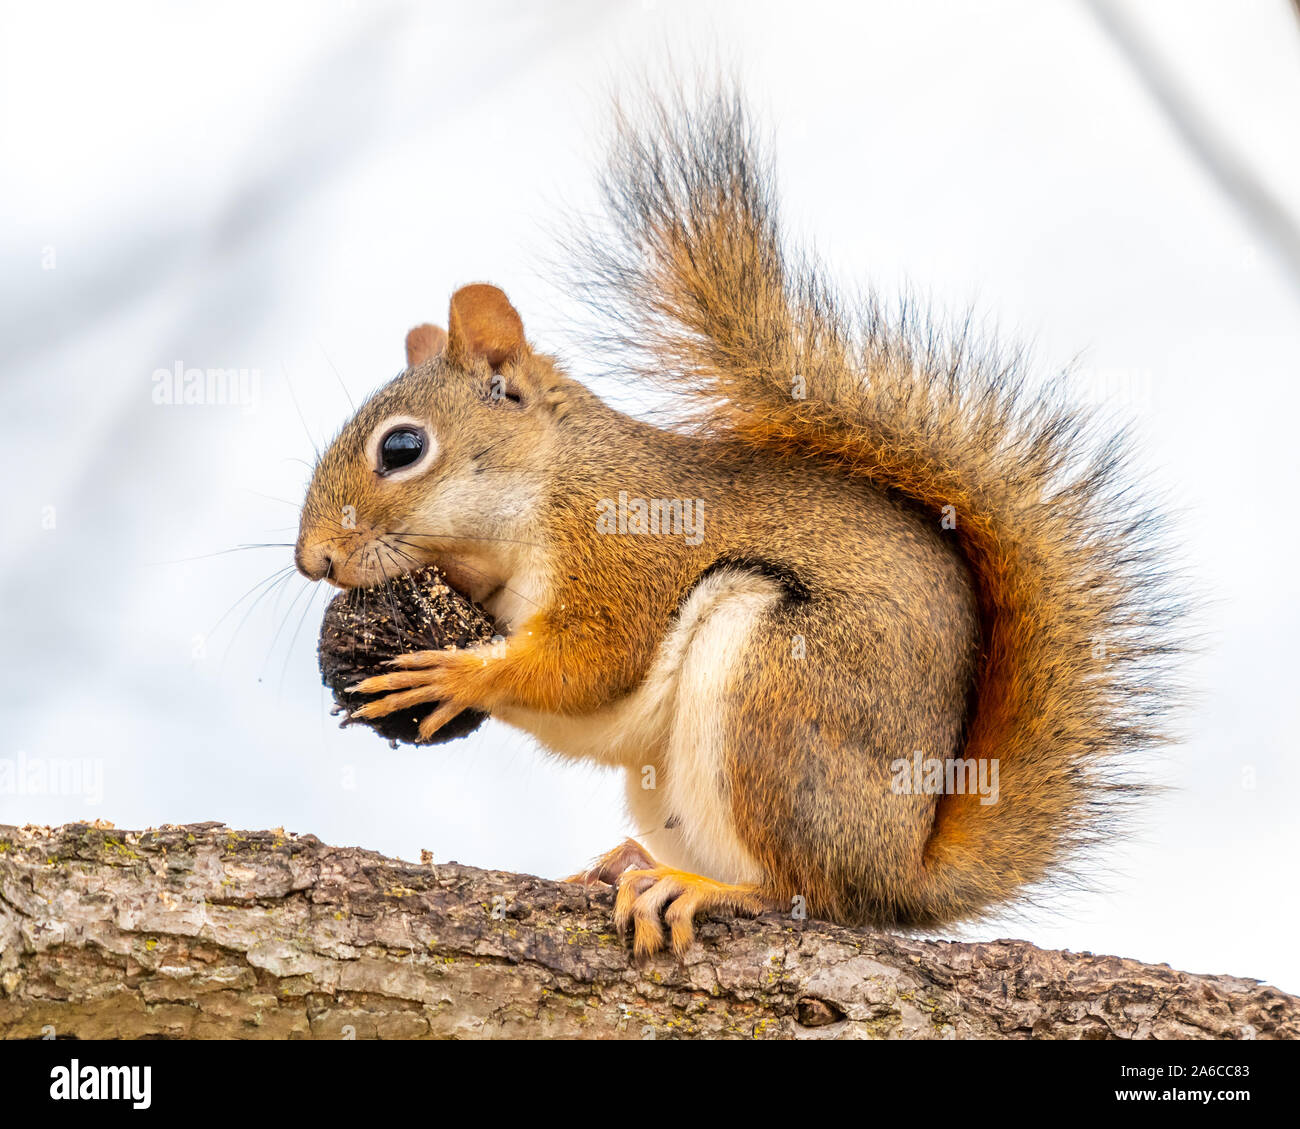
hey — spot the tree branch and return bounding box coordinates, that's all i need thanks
[1081,0,1300,298]
[0,822,1294,1039]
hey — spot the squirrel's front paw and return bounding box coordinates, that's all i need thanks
[613,867,765,959]
[347,648,485,740]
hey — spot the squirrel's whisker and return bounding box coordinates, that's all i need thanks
[206,565,297,641]
[219,568,299,669]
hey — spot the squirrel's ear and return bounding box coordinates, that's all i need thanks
[405,324,448,368]
[446,284,527,369]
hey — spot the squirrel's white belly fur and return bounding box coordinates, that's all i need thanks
[493,568,780,884]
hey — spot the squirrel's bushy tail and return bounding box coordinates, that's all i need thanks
[571,84,1187,923]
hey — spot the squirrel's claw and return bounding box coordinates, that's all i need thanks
[348,687,434,721]
[385,650,450,669]
[349,669,446,695]
[416,699,467,741]
[612,866,765,960]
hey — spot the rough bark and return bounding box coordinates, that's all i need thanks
[0,822,1294,1040]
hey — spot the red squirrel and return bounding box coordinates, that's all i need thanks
[295,88,1184,957]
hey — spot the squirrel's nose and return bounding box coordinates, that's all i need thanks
[295,539,332,582]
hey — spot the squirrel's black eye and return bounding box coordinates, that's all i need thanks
[378,427,426,474]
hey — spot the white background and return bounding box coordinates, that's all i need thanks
[2,0,1298,993]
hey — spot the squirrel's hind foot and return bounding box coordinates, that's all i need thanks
[562,837,658,886]
[613,866,765,960]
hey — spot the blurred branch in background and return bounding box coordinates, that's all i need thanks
[1082,0,1300,298]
